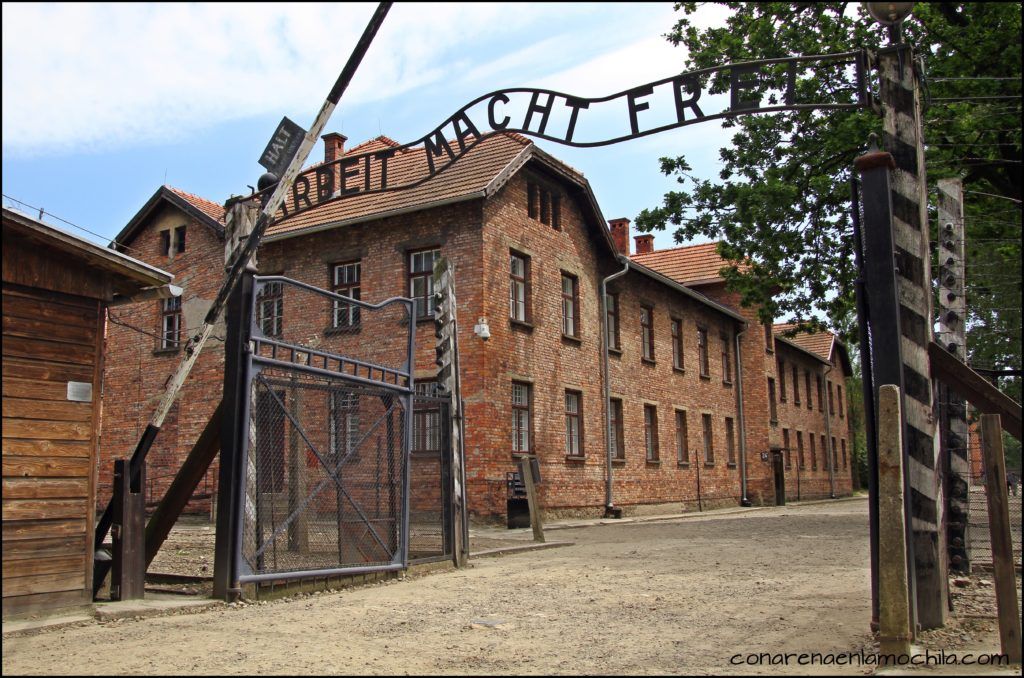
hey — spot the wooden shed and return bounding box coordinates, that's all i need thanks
[2,207,174,618]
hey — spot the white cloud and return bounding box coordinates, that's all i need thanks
[1,2,618,156]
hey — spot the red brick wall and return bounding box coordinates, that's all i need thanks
[605,273,744,509]
[100,205,225,512]
[100,164,856,524]
[473,169,610,515]
[769,342,853,500]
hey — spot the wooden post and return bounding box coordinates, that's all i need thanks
[516,455,544,543]
[877,43,948,629]
[877,385,912,658]
[111,459,145,601]
[936,179,971,574]
[980,414,1022,663]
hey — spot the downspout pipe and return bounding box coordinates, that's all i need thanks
[823,363,837,499]
[734,327,751,506]
[601,256,630,516]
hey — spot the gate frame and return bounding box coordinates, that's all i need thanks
[214,271,423,596]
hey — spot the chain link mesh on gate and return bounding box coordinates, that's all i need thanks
[968,469,1022,571]
[233,275,452,582]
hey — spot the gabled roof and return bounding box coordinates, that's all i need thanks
[113,185,225,251]
[774,323,853,374]
[625,259,747,324]
[630,242,737,287]
[3,207,173,296]
[263,133,616,258]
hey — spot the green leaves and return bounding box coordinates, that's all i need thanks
[642,2,1021,359]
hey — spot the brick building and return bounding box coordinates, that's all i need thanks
[100,131,853,519]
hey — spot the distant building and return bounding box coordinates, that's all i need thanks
[100,132,853,520]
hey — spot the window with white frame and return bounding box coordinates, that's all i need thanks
[565,390,583,457]
[409,248,439,319]
[160,297,182,350]
[332,261,361,328]
[512,381,531,453]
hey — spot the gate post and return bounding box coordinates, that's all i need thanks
[876,41,948,629]
[854,137,918,636]
[213,265,256,600]
[110,458,145,601]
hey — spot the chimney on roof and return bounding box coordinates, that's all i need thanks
[322,132,347,164]
[634,234,655,255]
[608,218,631,256]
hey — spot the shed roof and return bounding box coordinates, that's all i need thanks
[3,207,173,295]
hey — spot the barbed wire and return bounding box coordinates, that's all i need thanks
[1,193,152,259]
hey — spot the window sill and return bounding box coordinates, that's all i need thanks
[699,374,711,381]
[611,458,626,466]
[704,462,715,469]
[561,334,582,345]
[565,454,586,462]
[727,462,737,469]
[677,462,690,469]
[645,459,661,466]
[641,358,656,366]
[153,347,181,356]
[415,316,435,325]
[673,367,685,375]
[770,419,778,426]
[722,380,733,388]
[608,346,622,356]
[324,325,361,337]
[510,319,534,332]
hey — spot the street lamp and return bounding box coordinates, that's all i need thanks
[862,2,915,44]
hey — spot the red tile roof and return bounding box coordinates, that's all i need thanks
[266,132,533,239]
[629,242,733,286]
[167,186,225,224]
[773,323,836,362]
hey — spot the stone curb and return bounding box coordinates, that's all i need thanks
[470,541,574,559]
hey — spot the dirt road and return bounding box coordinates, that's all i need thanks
[5,500,883,675]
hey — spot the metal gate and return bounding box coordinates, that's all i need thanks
[231,275,425,584]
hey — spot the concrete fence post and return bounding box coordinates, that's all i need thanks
[877,384,913,657]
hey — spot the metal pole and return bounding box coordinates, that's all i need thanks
[600,259,630,516]
[851,175,881,631]
[854,137,918,635]
[213,270,255,600]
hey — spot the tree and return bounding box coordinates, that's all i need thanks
[636,2,1021,367]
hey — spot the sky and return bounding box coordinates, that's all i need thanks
[1,2,738,252]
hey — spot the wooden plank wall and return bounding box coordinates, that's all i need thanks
[2,282,103,617]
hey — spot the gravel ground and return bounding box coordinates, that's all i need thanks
[3,499,1018,675]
